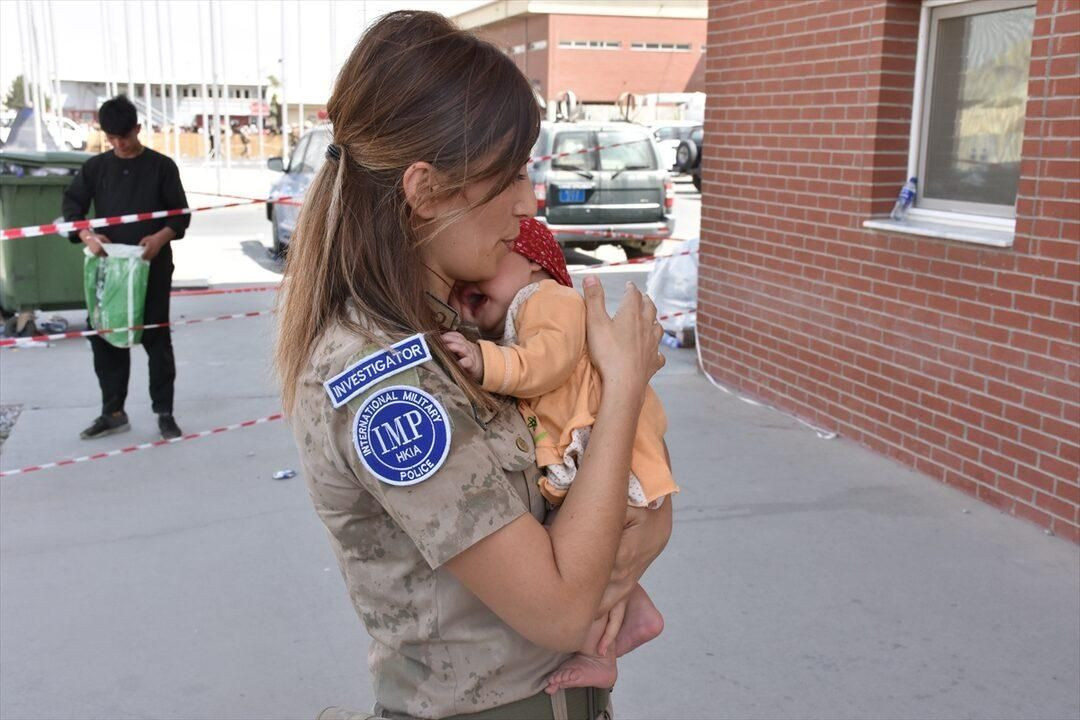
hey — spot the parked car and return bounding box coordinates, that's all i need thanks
[530,121,675,257]
[265,124,331,255]
[649,121,701,172]
[674,126,704,192]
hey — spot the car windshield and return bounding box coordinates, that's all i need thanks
[551,131,594,171]
[598,131,656,171]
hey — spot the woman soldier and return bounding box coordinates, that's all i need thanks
[276,11,672,720]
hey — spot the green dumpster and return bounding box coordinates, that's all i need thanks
[0,149,94,314]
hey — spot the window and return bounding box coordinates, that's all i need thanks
[630,42,692,52]
[597,131,657,171]
[288,134,309,173]
[300,130,330,175]
[529,40,548,51]
[915,0,1035,219]
[558,40,620,50]
[511,44,526,55]
[551,131,595,171]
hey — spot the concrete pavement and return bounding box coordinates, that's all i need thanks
[1,170,1077,720]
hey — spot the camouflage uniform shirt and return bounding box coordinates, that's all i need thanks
[289,312,568,719]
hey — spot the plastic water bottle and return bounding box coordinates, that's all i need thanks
[890,177,918,221]
[660,333,681,349]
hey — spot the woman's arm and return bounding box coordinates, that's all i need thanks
[446,277,664,651]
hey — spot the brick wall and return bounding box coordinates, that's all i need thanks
[699,0,1079,540]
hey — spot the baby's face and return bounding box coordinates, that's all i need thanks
[450,251,538,337]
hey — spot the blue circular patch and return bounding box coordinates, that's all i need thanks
[352,385,452,486]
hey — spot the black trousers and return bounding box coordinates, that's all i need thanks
[89,250,175,416]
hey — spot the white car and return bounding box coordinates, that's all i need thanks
[649,122,701,172]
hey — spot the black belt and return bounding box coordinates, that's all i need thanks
[365,686,611,720]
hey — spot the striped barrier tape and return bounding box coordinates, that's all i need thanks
[171,284,281,298]
[0,309,272,348]
[0,413,284,478]
[1,137,659,240]
[0,196,294,241]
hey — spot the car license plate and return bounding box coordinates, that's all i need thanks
[558,188,586,204]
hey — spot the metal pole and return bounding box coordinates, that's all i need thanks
[167,1,180,158]
[296,2,304,135]
[280,0,288,160]
[208,0,222,190]
[197,0,210,160]
[329,0,335,76]
[155,1,169,156]
[139,2,154,148]
[46,1,63,115]
[255,1,264,158]
[99,0,112,97]
[124,0,135,98]
[15,0,34,114]
[18,1,44,151]
[30,3,49,150]
[217,0,231,168]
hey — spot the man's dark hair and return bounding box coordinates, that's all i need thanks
[98,95,138,136]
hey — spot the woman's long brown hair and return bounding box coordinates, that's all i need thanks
[275,11,541,414]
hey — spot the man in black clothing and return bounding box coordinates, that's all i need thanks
[62,95,190,441]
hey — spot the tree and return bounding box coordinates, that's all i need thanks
[4,75,29,110]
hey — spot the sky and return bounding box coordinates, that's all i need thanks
[0,0,490,105]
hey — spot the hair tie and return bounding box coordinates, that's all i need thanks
[326,143,342,161]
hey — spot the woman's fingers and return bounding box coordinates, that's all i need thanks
[582,275,609,327]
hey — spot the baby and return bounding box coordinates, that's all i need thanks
[443,217,678,694]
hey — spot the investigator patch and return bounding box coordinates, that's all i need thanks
[352,385,452,486]
[324,334,431,408]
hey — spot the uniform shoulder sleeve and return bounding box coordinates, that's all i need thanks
[331,346,529,569]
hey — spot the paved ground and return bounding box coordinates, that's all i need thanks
[1,168,1077,720]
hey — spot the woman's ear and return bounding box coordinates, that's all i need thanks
[402,161,437,219]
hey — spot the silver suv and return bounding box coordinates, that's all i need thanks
[529,122,675,257]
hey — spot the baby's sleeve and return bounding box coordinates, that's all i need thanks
[479,284,586,399]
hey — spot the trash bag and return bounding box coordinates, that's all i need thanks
[83,244,149,348]
[645,236,698,334]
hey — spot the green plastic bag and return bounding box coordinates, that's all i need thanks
[83,245,150,348]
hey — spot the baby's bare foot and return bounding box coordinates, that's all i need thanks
[544,653,617,695]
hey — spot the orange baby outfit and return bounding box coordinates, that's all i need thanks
[477,279,678,507]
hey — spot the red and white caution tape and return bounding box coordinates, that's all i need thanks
[0,309,271,348]
[188,190,303,206]
[569,248,696,272]
[657,309,695,322]
[529,137,652,165]
[0,196,294,241]
[171,284,280,298]
[0,412,284,478]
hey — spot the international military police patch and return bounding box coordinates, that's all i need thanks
[352,385,451,486]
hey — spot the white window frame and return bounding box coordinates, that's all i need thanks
[529,39,548,51]
[557,40,620,50]
[630,42,692,52]
[866,0,1035,247]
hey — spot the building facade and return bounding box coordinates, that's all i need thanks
[698,0,1079,540]
[453,0,707,106]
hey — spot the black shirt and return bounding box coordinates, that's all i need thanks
[62,148,190,246]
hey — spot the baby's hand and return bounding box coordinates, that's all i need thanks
[442,332,484,381]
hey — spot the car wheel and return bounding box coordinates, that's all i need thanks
[270,213,286,258]
[692,175,702,192]
[675,140,697,172]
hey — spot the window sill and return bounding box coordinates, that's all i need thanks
[862,217,1014,248]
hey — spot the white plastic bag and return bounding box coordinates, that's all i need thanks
[645,237,698,334]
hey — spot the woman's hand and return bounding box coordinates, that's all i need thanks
[583,276,665,394]
[597,501,673,615]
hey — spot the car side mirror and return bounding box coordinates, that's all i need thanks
[267,156,285,172]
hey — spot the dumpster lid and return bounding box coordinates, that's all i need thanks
[0,149,94,167]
